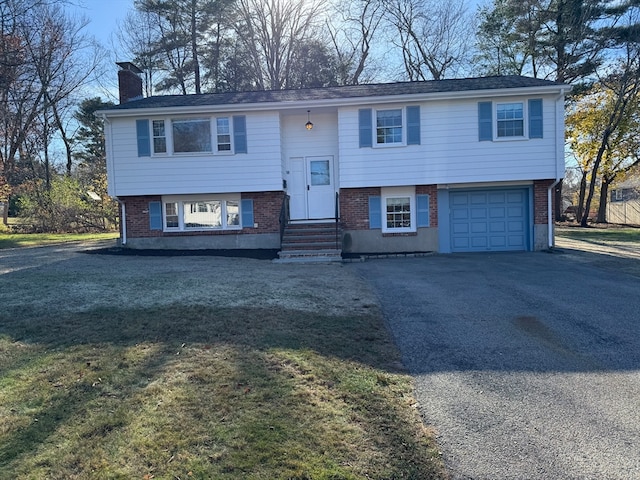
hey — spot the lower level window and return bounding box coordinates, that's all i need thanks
[163,196,241,231]
[386,197,411,229]
[381,187,416,233]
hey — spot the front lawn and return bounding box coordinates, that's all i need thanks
[0,248,445,479]
[556,225,640,243]
[0,232,118,249]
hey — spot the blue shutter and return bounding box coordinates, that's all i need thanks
[241,199,254,228]
[233,116,247,153]
[136,119,151,157]
[149,201,162,230]
[417,194,430,227]
[406,105,421,145]
[359,109,373,148]
[369,196,381,229]
[528,99,543,139]
[478,102,493,141]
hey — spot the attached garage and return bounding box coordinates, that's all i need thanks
[446,188,530,252]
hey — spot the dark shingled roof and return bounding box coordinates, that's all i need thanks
[107,75,566,111]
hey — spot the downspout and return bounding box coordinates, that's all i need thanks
[117,198,127,245]
[548,179,560,248]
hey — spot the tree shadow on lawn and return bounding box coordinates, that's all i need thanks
[0,304,399,372]
[0,305,445,479]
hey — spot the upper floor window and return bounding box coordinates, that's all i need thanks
[216,117,231,152]
[496,103,524,137]
[172,118,212,153]
[143,115,246,156]
[376,109,403,144]
[479,99,543,141]
[359,106,420,148]
[152,120,167,153]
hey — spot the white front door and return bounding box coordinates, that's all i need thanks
[288,156,335,220]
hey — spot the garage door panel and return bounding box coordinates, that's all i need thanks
[471,237,488,248]
[452,223,470,234]
[489,221,506,233]
[450,188,529,252]
[488,193,506,203]
[490,236,507,247]
[508,221,524,232]
[452,195,469,206]
[490,207,505,218]
[470,193,488,204]
[471,208,487,219]
[452,208,469,220]
[471,222,487,233]
[507,191,525,203]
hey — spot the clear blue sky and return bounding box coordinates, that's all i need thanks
[76,0,133,48]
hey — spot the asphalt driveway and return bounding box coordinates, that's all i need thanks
[352,249,640,479]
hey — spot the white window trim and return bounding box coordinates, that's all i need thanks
[374,107,406,148]
[162,194,242,232]
[150,116,235,156]
[381,186,416,233]
[494,101,528,142]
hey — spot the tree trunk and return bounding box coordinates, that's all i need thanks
[576,170,587,222]
[597,179,610,223]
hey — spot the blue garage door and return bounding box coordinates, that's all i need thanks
[450,189,529,252]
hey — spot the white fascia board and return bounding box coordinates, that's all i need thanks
[99,85,570,118]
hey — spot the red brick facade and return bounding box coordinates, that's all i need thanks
[533,180,554,224]
[339,185,438,230]
[121,191,284,238]
[339,187,381,230]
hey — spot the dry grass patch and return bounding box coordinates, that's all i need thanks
[0,249,446,480]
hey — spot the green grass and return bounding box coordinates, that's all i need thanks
[556,226,640,243]
[0,231,118,249]
[0,255,446,479]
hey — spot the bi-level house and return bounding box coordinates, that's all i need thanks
[100,63,570,258]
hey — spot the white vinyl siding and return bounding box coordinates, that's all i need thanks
[338,96,558,188]
[107,112,282,196]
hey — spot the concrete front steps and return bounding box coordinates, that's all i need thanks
[276,221,343,263]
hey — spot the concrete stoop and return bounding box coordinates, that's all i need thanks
[276,221,343,263]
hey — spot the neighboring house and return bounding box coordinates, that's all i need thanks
[608,179,640,225]
[100,63,570,256]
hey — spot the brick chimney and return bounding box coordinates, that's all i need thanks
[116,62,143,104]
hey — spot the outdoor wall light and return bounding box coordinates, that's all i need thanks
[305,110,313,130]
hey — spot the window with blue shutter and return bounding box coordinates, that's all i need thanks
[369,196,381,229]
[359,109,373,148]
[233,116,247,153]
[149,201,163,230]
[478,102,493,141]
[136,119,151,156]
[528,99,543,138]
[241,199,254,228]
[417,194,430,227]
[406,106,421,145]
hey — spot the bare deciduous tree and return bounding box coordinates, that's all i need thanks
[326,0,385,85]
[383,0,472,81]
[232,0,326,90]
